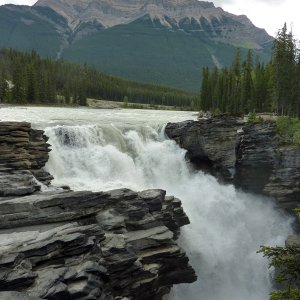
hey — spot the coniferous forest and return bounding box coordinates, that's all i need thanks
[0,48,197,108]
[1,23,299,114]
[200,24,300,117]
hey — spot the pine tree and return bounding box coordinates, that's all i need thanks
[0,72,8,103]
[272,23,297,115]
[26,65,38,103]
[242,50,254,112]
[200,67,210,111]
[12,63,26,104]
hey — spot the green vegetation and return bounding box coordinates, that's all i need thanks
[259,208,300,300]
[200,23,300,117]
[0,48,197,107]
[62,17,270,92]
[247,112,264,124]
[276,117,300,146]
[0,6,63,58]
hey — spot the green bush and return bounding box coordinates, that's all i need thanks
[276,117,300,146]
[247,112,263,124]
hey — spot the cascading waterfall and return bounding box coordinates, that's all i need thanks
[44,123,293,300]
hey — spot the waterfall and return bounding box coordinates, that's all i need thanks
[44,123,293,300]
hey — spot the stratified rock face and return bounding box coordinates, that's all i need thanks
[0,122,53,197]
[34,0,221,29]
[235,122,278,193]
[265,148,300,209]
[165,116,244,179]
[0,122,196,300]
[166,117,300,209]
[235,123,300,209]
[0,189,196,300]
[34,0,272,49]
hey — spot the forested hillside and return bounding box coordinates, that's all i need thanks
[0,2,273,92]
[0,49,197,107]
[200,24,300,117]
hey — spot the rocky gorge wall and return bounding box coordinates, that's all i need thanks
[0,122,196,300]
[165,116,300,210]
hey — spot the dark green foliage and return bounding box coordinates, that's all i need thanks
[0,48,197,107]
[200,24,300,117]
[259,220,300,300]
[0,71,9,103]
[200,48,272,115]
[258,207,300,300]
[272,23,299,116]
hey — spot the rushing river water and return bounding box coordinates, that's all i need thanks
[0,106,294,300]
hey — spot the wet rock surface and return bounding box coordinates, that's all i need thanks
[166,116,300,209]
[0,189,196,300]
[0,122,196,300]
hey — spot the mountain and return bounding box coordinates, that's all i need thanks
[0,1,273,91]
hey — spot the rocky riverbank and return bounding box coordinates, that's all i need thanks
[0,122,196,300]
[165,116,300,210]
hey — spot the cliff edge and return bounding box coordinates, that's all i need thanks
[165,116,300,210]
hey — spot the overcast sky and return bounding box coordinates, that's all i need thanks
[0,0,299,38]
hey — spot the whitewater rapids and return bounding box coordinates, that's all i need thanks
[0,107,293,300]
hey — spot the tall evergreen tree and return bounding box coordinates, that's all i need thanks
[272,23,297,115]
[12,63,26,104]
[26,65,38,103]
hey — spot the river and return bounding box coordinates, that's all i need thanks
[0,106,293,300]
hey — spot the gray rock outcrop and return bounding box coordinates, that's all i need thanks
[0,188,196,300]
[166,116,300,209]
[0,122,196,300]
[165,117,244,179]
[0,122,53,197]
[34,0,272,49]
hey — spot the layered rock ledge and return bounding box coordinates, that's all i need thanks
[0,122,53,197]
[0,122,197,300]
[166,116,300,210]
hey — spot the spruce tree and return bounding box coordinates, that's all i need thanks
[272,23,297,115]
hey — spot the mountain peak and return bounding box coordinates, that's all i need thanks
[34,0,219,29]
[34,0,272,50]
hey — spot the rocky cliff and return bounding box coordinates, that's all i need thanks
[165,117,300,210]
[0,122,196,300]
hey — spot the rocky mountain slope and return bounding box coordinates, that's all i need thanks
[0,1,273,91]
[0,121,196,300]
[34,0,271,49]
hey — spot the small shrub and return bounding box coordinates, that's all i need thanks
[247,112,263,124]
[276,117,300,146]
